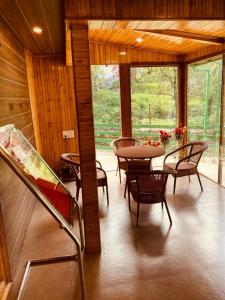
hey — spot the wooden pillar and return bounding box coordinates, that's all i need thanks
[119,64,132,137]
[178,62,188,143]
[70,22,101,253]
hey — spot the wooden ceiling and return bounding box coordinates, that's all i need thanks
[89,20,225,55]
[0,0,64,55]
[1,0,225,59]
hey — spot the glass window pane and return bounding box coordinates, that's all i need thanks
[91,65,121,151]
[131,66,178,165]
[187,58,222,182]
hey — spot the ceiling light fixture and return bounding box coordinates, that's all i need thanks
[119,51,127,56]
[33,26,42,34]
[136,37,143,43]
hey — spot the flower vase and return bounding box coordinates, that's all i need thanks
[161,142,167,153]
[177,138,185,159]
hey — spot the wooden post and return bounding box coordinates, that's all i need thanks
[119,64,132,137]
[70,21,101,253]
[178,62,188,144]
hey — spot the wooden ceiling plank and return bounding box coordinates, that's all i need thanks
[136,29,225,44]
[101,21,117,29]
[16,0,51,53]
[0,0,64,55]
[114,21,130,29]
[89,40,180,56]
[0,16,25,62]
[40,0,55,54]
[40,0,65,54]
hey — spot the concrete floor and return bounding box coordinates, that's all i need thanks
[8,168,225,300]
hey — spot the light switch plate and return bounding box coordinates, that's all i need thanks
[63,130,74,139]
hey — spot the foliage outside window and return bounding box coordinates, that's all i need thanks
[131,66,178,149]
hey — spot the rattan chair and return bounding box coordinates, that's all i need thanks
[163,141,208,194]
[126,170,172,226]
[112,137,140,183]
[60,153,109,205]
[124,159,151,198]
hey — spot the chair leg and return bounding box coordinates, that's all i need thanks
[119,168,122,183]
[188,175,191,182]
[124,179,127,198]
[102,186,105,193]
[76,186,80,201]
[127,183,131,210]
[106,184,109,205]
[161,201,164,210]
[136,202,140,227]
[116,165,118,176]
[173,176,177,194]
[164,200,172,225]
[197,172,203,191]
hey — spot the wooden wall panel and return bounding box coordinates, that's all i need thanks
[0,15,35,281]
[119,64,132,137]
[89,42,180,65]
[0,164,35,276]
[65,0,225,19]
[185,44,225,63]
[31,56,79,172]
[71,22,101,253]
[0,206,11,282]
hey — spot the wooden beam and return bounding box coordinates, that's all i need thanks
[65,0,225,19]
[136,29,225,45]
[70,21,101,254]
[25,50,42,154]
[119,64,132,137]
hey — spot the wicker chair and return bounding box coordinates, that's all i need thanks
[126,170,172,226]
[60,153,109,205]
[112,137,140,183]
[124,159,151,198]
[163,141,208,194]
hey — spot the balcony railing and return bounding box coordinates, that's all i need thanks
[95,123,222,159]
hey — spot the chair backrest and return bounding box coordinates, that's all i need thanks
[127,170,168,204]
[127,159,150,171]
[189,141,208,165]
[60,153,80,182]
[113,137,139,149]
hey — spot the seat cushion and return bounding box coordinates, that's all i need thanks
[97,169,106,179]
[163,162,197,176]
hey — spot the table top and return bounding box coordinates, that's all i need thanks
[115,145,165,159]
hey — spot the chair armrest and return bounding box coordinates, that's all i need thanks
[110,140,117,152]
[163,143,192,163]
[96,160,102,168]
[175,149,204,169]
[96,167,107,178]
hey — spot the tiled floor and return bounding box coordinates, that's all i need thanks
[8,167,225,300]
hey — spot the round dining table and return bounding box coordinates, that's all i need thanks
[115,145,165,160]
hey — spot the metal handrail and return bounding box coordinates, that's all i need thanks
[0,148,86,299]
